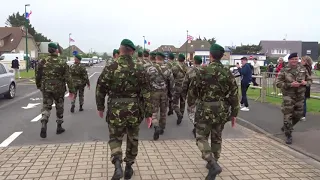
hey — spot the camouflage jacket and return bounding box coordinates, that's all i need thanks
[171,61,188,91]
[35,54,75,94]
[95,55,152,122]
[187,61,239,119]
[166,60,175,69]
[69,63,90,87]
[147,62,174,92]
[276,64,312,96]
[182,65,201,93]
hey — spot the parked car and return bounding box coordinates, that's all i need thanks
[0,62,16,99]
[80,58,93,66]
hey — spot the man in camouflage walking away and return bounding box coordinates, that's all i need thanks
[166,52,176,116]
[187,44,239,180]
[276,52,312,144]
[35,43,75,139]
[150,52,157,63]
[149,52,174,140]
[70,55,90,113]
[143,50,153,65]
[137,50,143,62]
[172,53,188,125]
[96,39,152,180]
[182,55,202,138]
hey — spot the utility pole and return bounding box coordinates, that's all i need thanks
[25,4,30,72]
[68,33,71,61]
[143,36,145,51]
[186,30,188,61]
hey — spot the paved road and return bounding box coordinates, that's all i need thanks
[0,63,247,147]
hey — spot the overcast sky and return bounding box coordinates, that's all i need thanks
[1,0,318,53]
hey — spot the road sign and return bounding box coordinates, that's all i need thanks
[72,51,78,55]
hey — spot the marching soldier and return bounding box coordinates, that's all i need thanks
[166,52,176,115]
[35,43,75,139]
[70,55,90,113]
[96,39,152,180]
[172,54,188,125]
[150,52,157,63]
[276,53,312,144]
[137,50,143,62]
[187,44,239,179]
[113,49,119,59]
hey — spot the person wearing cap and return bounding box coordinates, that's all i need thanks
[137,50,143,62]
[276,52,312,145]
[96,39,152,180]
[171,53,188,125]
[69,54,90,113]
[236,56,252,111]
[35,42,75,139]
[166,52,176,115]
[187,43,238,179]
[113,49,119,59]
[182,55,203,138]
[149,52,174,140]
[142,50,152,65]
[149,52,157,63]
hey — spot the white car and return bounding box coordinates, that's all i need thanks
[0,62,16,99]
[80,58,93,66]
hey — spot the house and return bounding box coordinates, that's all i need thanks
[152,45,178,58]
[259,40,318,61]
[64,45,85,55]
[178,39,211,61]
[0,26,39,58]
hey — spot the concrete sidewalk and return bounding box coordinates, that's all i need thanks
[0,126,320,180]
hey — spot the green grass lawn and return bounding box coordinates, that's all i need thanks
[246,88,320,113]
[16,69,35,79]
[314,70,320,77]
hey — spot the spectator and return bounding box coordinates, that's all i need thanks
[301,56,313,121]
[252,58,260,86]
[268,63,274,77]
[237,57,252,111]
[11,57,20,78]
[272,57,284,95]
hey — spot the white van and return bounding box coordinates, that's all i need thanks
[0,53,27,70]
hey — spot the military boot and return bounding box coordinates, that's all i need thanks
[79,105,83,111]
[159,128,164,135]
[176,115,183,125]
[56,123,65,134]
[285,133,292,144]
[192,123,196,138]
[124,162,134,179]
[167,110,173,116]
[40,121,47,138]
[70,105,75,113]
[111,158,123,180]
[206,158,222,180]
[153,126,160,140]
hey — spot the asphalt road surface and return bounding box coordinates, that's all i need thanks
[0,62,247,147]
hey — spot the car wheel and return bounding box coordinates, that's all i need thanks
[5,83,16,99]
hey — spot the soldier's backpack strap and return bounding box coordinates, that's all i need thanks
[154,64,167,81]
[176,62,186,75]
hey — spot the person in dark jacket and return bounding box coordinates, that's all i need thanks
[11,57,20,78]
[237,57,252,111]
[301,56,313,121]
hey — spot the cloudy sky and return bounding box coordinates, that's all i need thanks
[1,0,318,53]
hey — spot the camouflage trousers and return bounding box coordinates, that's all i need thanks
[173,90,186,118]
[167,93,173,112]
[151,91,168,129]
[40,91,65,124]
[71,85,85,106]
[282,95,304,135]
[108,124,140,164]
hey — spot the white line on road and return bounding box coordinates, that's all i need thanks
[30,72,100,122]
[0,132,23,147]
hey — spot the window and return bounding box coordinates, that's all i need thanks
[307,50,311,54]
[201,45,204,48]
[0,64,6,74]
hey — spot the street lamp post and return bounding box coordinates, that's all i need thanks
[143,36,145,51]
[25,4,30,72]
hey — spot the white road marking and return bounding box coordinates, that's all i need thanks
[30,72,100,122]
[0,132,23,147]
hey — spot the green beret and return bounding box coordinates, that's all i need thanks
[210,43,225,53]
[178,54,185,60]
[156,52,166,58]
[137,51,143,56]
[143,50,149,54]
[168,53,175,59]
[48,43,58,49]
[120,39,136,50]
[150,52,156,56]
[74,54,82,60]
[113,49,119,55]
[194,55,202,64]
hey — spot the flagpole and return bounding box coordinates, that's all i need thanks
[186,30,188,61]
[143,36,145,51]
[25,4,30,73]
[68,33,71,61]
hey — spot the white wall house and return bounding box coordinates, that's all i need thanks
[194,50,210,64]
[231,55,266,66]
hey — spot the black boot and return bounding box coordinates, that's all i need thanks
[153,126,160,140]
[159,128,164,135]
[124,162,134,180]
[56,123,65,134]
[40,121,47,138]
[79,105,83,111]
[111,158,123,180]
[281,126,284,132]
[206,158,222,180]
[177,115,183,125]
[167,110,173,116]
[70,105,75,113]
[285,133,293,144]
[192,128,196,138]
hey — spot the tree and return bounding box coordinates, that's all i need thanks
[5,12,51,42]
[230,44,262,54]
[204,37,216,45]
[101,52,109,59]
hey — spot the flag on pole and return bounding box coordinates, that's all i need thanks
[69,37,75,42]
[187,35,194,43]
[144,40,150,45]
[25,11,32,20]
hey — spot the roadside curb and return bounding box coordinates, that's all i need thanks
[16,79,35,83]
[237,117,320,163]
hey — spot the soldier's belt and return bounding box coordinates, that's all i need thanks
[109,98,138,103]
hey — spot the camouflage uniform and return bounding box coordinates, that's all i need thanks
[69,60,90,112]
[187,44,239,179]
[96,39,152,180]
[147,53,174,140]
[166,59,175,115]
[171,57,188,124]
[276,62,312,144]
[35,43,75,138]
